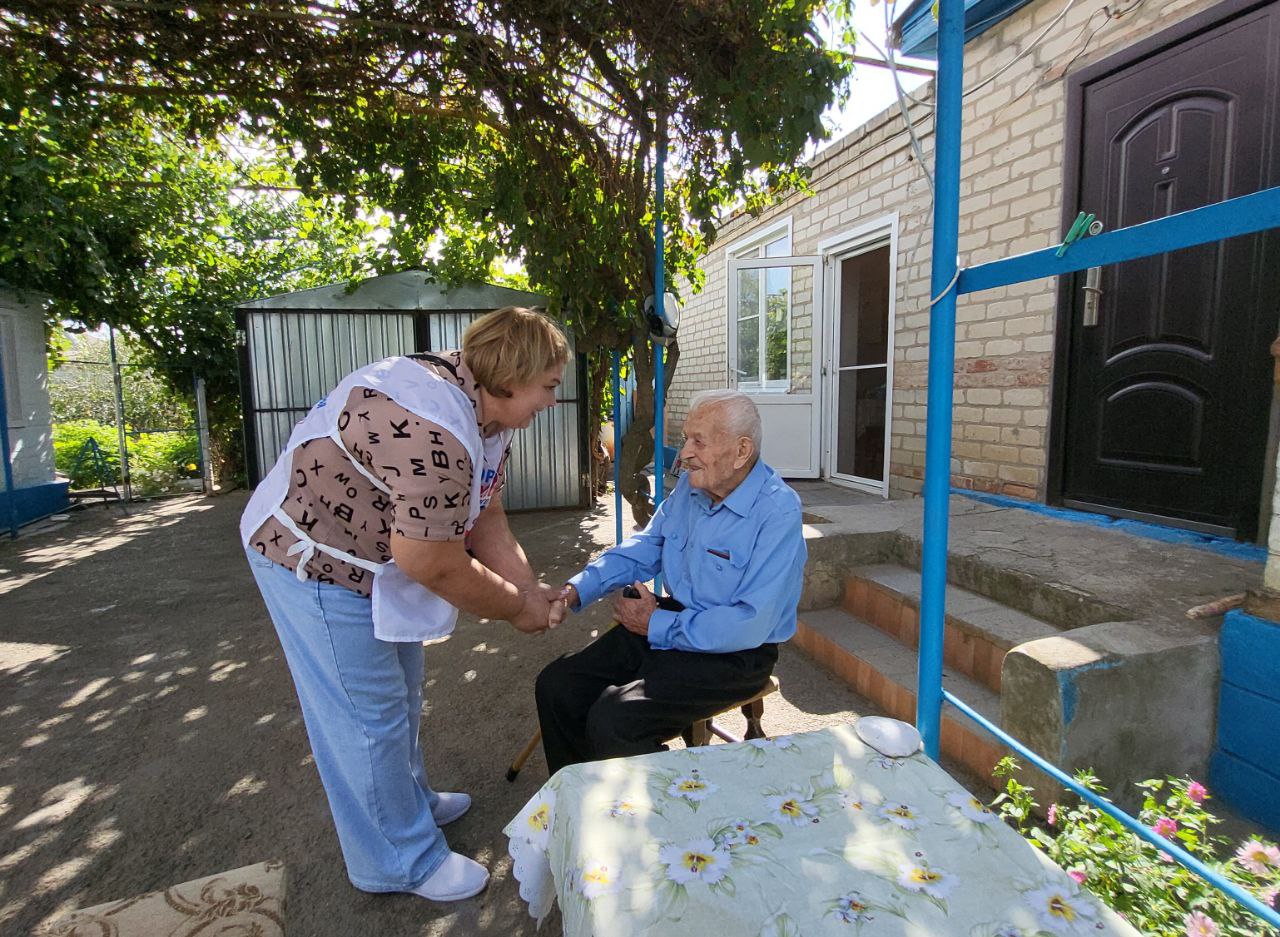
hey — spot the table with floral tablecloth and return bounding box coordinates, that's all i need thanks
[504,724,1139,937]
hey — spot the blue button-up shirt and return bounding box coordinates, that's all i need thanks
[568,459,807,654]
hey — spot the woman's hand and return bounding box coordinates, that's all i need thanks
[511,588,555,634]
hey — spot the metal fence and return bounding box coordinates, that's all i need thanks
[49,336,207,501]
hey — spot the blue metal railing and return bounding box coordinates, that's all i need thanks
[919,1,1280,930]
[944,690,1280,930]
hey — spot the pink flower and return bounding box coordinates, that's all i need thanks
[1068,869,1086,884]
[1187,781,1208,804]
[1235,839,1280,875]
[1262,886,1278,909]
[1184,910,1219,937]
[1046,803,1058,826]
[1154,816,1179,838]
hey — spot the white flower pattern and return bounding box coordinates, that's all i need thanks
[947,790,998,824]
[878,801,926,830]
[765,790,819,826]
[1023,882,1098,935]
[659,838,731,886]
[896,858,958,899]
[578,861,622,899]
[668,775,718,802]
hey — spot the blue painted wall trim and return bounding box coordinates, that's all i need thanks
[0,480,70,528]
[896,0,1036,60]
[954,489,1267,562]
[1211,610,1280,835]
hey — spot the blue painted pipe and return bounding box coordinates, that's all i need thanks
[612,351,622,546]
[653,125,668,595]
[0,345,17,539]
[654,130,667,512]
[943,689,1280,931]
[916,0,965,759]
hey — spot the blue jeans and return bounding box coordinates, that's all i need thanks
[245,548,449,891]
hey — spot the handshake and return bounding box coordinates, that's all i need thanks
[510,582,578,635]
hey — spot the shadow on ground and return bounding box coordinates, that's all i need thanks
[0,492,894,935]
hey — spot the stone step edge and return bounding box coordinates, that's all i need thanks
[849,563,1060,649]
[794,613,1007,787]
[841,566,1060,693]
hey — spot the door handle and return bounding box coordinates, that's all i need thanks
[1082,266,1103,327]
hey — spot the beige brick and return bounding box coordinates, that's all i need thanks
[967,321,1005,339]
[984,339,1023,356]
[964,424,1002,442]
[998,464,1041,485]
[1000,426,1043,447]
[982,444,1020,463]
[1003,388,1044,407]
[1005,315,1047,336]
[1022,408,1049,428]
[984,408,1022,425]
[967,388,1002,405]
[963,460,999,477]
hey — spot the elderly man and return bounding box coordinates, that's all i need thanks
[535,389,806,774]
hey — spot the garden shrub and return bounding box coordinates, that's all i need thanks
[992,758,1279,936]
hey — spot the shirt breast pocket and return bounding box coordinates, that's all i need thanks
[699,546,750,606]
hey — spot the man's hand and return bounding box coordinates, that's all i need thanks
[613,580,657,637]
[535,581,569,629]
[559,584,579,611]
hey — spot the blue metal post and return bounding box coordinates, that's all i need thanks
[612,351,623,545]
[0,347,17,539]
[653,130,667,512]
[916,0,965,760]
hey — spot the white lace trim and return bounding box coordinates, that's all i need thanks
[507,834,556,925]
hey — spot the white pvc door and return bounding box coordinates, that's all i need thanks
[727,255,822,478]
[826,242,894,495]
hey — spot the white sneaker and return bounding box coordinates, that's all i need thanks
[409,851,490,902]
[432,791,471,826]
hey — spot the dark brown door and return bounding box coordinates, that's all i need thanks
[1060,0,1280,538]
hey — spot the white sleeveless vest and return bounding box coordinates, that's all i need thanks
[240,356,509,643]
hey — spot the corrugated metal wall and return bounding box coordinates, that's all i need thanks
[245,310,417,484]
[242,309,584,511]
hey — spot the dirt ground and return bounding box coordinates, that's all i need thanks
[0,491,894,936]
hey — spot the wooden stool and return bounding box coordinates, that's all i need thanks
[681,675,781,748]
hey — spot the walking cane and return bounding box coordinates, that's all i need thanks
[506,728,542,782]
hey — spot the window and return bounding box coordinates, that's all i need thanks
[729,222,793,393]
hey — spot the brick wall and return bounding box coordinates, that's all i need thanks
[670,0,1224,498]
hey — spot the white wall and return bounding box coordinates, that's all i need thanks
[0,289,56,488]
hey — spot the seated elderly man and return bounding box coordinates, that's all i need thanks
[535,389,806,774]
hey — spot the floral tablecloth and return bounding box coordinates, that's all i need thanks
[504,725,1139,937]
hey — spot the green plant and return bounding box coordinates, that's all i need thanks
[53,420,121,488]
[992,758,1280,936]
[53,419,201,494]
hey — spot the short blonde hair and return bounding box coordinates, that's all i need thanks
[462,306,570,395]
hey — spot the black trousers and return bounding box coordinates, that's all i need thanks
[534,625,778,775]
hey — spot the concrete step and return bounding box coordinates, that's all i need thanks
[795,606,1008,786]
[843,563,1061,693]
